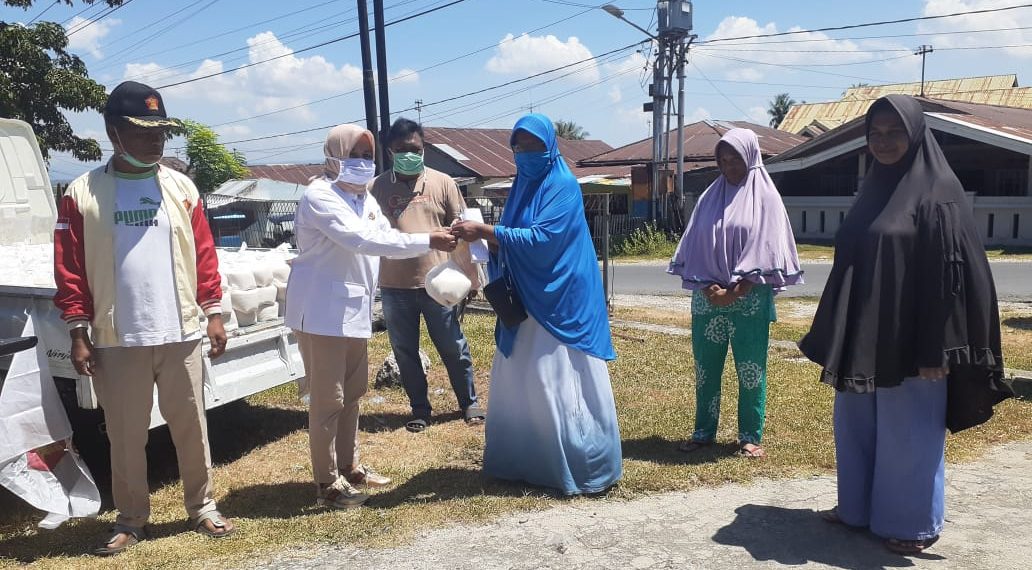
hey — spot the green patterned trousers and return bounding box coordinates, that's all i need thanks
[690,284,775,445]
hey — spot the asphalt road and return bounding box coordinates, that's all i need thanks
[612,261,1030,301]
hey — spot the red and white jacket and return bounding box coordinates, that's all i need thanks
[54,163,222,347]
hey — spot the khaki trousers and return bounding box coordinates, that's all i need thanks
[93,340,216,528]
[295,331,368,485]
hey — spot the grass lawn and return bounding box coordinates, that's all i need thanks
[2,311,1030,569]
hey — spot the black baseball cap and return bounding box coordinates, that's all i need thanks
[103,81,181,128]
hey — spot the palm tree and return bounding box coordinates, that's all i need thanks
[554,120,590,140]
[767,93,796,129]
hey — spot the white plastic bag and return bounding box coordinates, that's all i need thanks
[425,259,472,308]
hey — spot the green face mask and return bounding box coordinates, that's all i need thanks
[392,151,424,176]
[120,151,160,169]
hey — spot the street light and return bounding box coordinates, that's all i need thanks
[602,3,663,224]
[601,4,659,41]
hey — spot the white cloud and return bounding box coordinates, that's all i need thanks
[919,0,1032,59]
[696,16,883,81]
[65,16,121,59]
[389,68,420,84]
[608,85,623,104]
[122,32,363,124]
[486,33,599,82]
[687,107,712,123]
[747,106,769,125]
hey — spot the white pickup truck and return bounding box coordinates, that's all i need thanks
[0,118,305,429]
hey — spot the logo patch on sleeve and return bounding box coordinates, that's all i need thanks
[55,218,70,231]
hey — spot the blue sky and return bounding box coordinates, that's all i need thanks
[3,0,1031,180]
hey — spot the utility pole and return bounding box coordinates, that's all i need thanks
[414,99,424,124]
[373,0,392,171]
[356,0,380,171]
[915,44,933,97]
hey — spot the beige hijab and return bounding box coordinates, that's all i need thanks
[322,124,375,179]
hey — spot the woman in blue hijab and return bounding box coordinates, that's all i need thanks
[451,114,622,495]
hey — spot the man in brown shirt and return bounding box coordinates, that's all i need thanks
[371,118,484,432]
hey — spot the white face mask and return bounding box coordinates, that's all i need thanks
[336,158,375,186]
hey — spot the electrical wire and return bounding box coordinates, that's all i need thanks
[208,4,598,127]
[66,0,137,37]
[697,3,1032,45]
[152,0,467,89]
[27,0,59,25]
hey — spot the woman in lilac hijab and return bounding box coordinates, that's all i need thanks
[668,128,803,458]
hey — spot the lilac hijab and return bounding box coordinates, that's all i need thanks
[668,128,803,291]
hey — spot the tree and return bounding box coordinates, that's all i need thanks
[1,1,123,161]
[182,120,248,194]
[767,93,796,129]
[554,120,590,140]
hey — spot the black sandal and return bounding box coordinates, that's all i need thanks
[886,536,940,555]
[405,416,430,433]
[93,524,147,556]
[677,439,712,453]
[463,403,486,425]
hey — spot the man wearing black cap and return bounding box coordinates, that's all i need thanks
[53,81,234,555]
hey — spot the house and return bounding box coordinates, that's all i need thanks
[578,120,805,218]
[421,126,628,196]
[246,127,630,199]
[779,74,1032,135]
[205,178,306,247]
[766,98,1032,245]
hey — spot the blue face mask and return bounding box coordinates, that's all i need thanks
[336,158,376,186]
[514,151,551,179]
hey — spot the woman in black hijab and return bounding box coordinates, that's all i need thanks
[799,95,1011,555]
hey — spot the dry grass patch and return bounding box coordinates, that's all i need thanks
[2,312,1030,569]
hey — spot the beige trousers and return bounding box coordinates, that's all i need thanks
[295,331,369,485]
[92,340,216,528]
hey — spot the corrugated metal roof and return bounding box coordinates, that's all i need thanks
[212,178,306,201]
[578,120,805,168]
[780,75,1031,134]
[768,97,1032,168]
[840,75,1017,101]
[423,127,627,178]
[247,163,323,185]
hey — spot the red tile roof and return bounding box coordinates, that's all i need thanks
[423,127,628,178]
[578,120,806,168]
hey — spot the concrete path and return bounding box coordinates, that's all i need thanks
[251,441,1032,570]
[614,261,1031,301]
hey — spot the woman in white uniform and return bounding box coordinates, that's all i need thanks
[285,124,456,509]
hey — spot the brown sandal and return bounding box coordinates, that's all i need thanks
[736,443,766,458]
[192,511,236,538]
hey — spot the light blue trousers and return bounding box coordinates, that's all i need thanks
[833,377,946,541]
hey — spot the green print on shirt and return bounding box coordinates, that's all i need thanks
[114,208,160,227]
[139,196,161,206]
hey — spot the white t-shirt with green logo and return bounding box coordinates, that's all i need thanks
[111,173,199,347]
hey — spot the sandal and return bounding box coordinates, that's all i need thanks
[885,535,940,555]
[405,415,430,433]
[677,439,712,453]
[735,443,766,458]
[93,524,147,556]
[463,403,486,425]
[819,507,845,524]
[192,511,236,538]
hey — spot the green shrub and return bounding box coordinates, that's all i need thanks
[612,224,679,258]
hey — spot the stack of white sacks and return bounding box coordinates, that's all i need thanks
[1,241,295,334]
[213,243,295,333]
[0,243,57,288]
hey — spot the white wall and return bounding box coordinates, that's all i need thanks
[782,195,1032,246]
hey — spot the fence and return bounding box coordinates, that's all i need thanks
[202,194,300,249]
